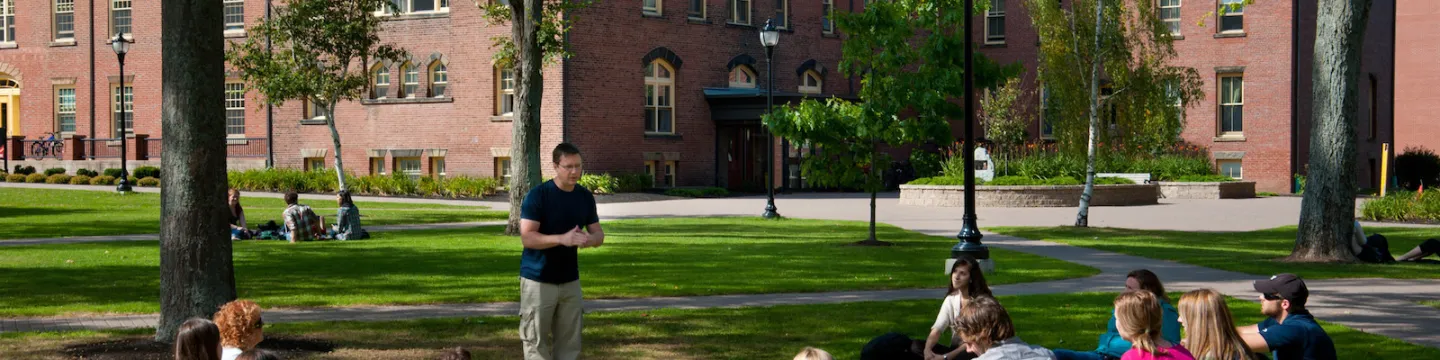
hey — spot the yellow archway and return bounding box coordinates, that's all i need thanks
[0,73,17,137]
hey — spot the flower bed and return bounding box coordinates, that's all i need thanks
[899,183,1159,207]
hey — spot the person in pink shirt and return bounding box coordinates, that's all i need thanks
[1115,291,1196,360]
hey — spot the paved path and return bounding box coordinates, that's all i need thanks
[3,184,1439,349]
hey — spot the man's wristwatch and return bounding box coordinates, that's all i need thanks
[943,355,948,360]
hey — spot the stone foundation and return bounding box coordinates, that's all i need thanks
[899,184,1160,207]
[1156,181,1257,199]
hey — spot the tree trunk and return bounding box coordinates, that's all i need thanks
[1075,0,1104,228]
[854,146,891,246]
[1293,0,1372,262]
[326,102,348,191]
[157,0,236,343]
[506,0,546,236]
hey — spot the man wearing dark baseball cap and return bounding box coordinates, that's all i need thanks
[1236,274,1336,360]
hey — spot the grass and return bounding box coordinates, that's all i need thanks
[989,226,1440,280]
[1421,300,1440,310]
[0,218,1097,317]
[0,188,506,240]
[2,293,1434,359]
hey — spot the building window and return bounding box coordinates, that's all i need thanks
[822,0,834,34]
[305,100,328,120]
[224,0,245,32]
[386,0,449,14]
[430,62,448,98]
[112,0,132,36]
[663,161,677,187]
[225,83,246,136]
[400,62,419,98]
[643,0,661,15]
[688,0,705,19]
[396,157,422,180]
[373,65,390,99]
[730,0,750,25]
[1040,86,1054,138]
[496,67,516,116]
[775,0,788,29]
[1218,159,1242,179]
[0,0,14,44]
[1218,0,1243,33]
[370,157,386,175]
[1368,74,1377,140]
[113,84,133,136]
[56,88,77,133]
[799,70,822,94]
[645,60,676,134]
[430,157,446,179]
[495,157,512,183]
[1159,0,1180,35]
[306,157,325,171]
[729,66,757,88]
[645,161,657,183]
[55,0,76,41]
[985,0,1005,44]
[1218,75,1243,135]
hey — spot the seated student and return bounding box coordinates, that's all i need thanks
[1237,274,1337,360]
[1178,289,1259,360]
[214,300,265,360]
[174,318,222,360]
[236,349,282,360]
[280,192,324,243]
[1351,220,1440,263]
[794,347,835,360]
[1054,270,1182,360]
[437,347,471,360]
[925,257,993,360]
[1114,290,1195,360]
[228,189,252,240]
[954,296,1056,360]
[329,191,369,240]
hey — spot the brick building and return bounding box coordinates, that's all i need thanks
[978,0,1396,193]
[1395,1,1440,157]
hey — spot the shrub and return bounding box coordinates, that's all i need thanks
[1095,177,1136,185]
[418,176,444,197]
[13,165,36,175]
[44,168,67,176]
[1395,147,1440,191]
[614,173,653,193]
[128,176,139,185]
[132,166,161,179]
[75,169,99,177]
[442,176,501,198]
[664,187,729,198]
[103,168,124,178]
[988,176,1083,186]
[579,174,617,194]
[45,174,72,184]
[91,175,116,185]
[26,173,48,183]
[1171,174,1237,182]
[6,174,26,183]
[910,150,944,178]
[1295,174,1307,195]
[137,177,160,187]
[70,175,92,185]
[907,176,969,186]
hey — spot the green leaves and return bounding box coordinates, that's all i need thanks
[477,0,593,70]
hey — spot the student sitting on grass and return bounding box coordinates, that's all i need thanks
[1053,270,1182,360]
[328,191,369,240]
[215,300,266,360]
[1350,220,1440,263]
[1177,289,1259,360]
[1114,291,1195,360]
[236,349,282,360]
[924,256,993,360]
[954,296,1056,360]
[174,318,222,360]
[280,192,325,243]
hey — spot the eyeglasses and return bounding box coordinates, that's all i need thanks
[1262,293,1284,301]
[254,318,265,329]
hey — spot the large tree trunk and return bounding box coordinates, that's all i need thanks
[1075,0,1103,228]
[326,103,348,191]
[506,0,545,236]
[1293,0,1372,262]
[157,0,236,343]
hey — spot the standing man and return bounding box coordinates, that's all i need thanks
[518,143,605,360]
[1237,273,1337,360]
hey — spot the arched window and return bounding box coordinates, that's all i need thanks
[799,70,822,94]
[372,65,390,99]
[644,60,675,134]
[429,62,448,98]
[728,65,756,89]
[400,62,419,98]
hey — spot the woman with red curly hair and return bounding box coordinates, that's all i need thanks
[213,300,265,360]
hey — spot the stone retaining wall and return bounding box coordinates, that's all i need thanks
[899,184,1160,207]
[1156,181,1257,199]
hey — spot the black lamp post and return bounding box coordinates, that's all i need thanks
[953,0,989,266]
[760,19,781,220]
[112,33,134,193]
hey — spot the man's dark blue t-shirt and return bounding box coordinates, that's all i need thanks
[519,180,599,284]
[1257,311,1337,360]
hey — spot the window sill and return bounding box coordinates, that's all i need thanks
[360,97,454,105]
[491,115,514,122]
[49,40,77,47]
[642,12,664,19]
[224,30,247,38]
[300,119,329,125]
[687,17,710,24]
[1213,135,1246,142]
[1169,34,1185,40]
[645,133,683,140]
[226,137,249,145]
[822,32,839,38]
[381,11,452,21]
[1214,31,1246,39]
[982,42,1006,48]
[725,22,755,29]
[0,42,16,50]
[104,34,134,44]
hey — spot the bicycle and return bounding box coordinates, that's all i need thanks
[29,132,63,160]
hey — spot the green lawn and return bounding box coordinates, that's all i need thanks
[989,226,1440,279]
[0,188,505,240]
[3,293,1432,360]
[1422,301,1440,310]
[0,218,1097,317]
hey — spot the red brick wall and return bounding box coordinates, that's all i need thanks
[1395,1,1440,157]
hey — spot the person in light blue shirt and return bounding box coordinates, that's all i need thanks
[1053,270,1182,360]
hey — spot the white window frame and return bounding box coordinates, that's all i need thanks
[730,0,751,25]
[1218,74,1243,136]
[0,0,15,44]
[306,157,325,172]
[305,100,329,121]
[822,0,834,34]
[643,0,661,16]
[430,62,448,98]
[799,70,822,94]
[55,0,76,41]
[382,0,451,15]
[985,0,1005,44]
[373,65,390,99]
[400,62,419,98]
[1218,0,1243,33]
[396,157,422,180]
[1218,159,1242,179]
[225,82,246,137]
[497,67,516,116]
[729,66,757,89]
[688,0,706,20]
[56,87,77,134]
[112,0,133,37]
[223,0,246,34]
[645,60,676,134]
[775,0,788,29]
[113,84,134,137]
[1159,0,1181,35]
[496,157,512,183]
